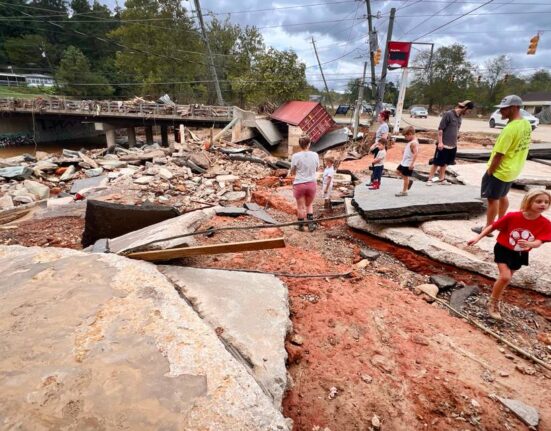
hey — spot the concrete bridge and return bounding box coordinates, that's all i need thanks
[0,98,233,146]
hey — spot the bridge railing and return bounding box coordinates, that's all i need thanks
[0,97,233,119]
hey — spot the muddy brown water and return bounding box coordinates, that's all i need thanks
[352,230,551,320]
[0,141,105,158]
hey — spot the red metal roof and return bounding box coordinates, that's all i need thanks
[271,101,320,125]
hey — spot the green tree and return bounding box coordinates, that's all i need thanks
[527,69,551,92]
[4,34,55,69]
[410,44,474,112]
[56,45,113,97]
[233,48,308,105]
[110,0,203,100]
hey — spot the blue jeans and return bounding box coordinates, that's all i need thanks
[371,165,384,182]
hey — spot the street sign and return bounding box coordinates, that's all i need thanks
[387,41,412,69]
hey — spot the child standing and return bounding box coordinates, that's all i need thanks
[322,156,336,209]
[395,126,418,197]
[468,190,551,320]
[368,137,387,190]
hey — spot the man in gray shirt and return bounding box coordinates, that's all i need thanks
[427,100,474,184]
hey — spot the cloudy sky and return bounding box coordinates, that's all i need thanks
[105,0,551,91]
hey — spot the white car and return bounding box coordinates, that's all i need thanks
[410,106,428,118]
[489,109,539,130]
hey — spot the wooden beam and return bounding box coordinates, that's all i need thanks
[126,237,286,262]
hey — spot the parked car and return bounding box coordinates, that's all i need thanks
[362,102,373,114]
[410,106,428,118]
[489,109,539,130]
[383,103,396,116]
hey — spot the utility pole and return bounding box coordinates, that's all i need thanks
[375,7,395,116]
[393,67,408,134]
[193,0,224,105]
[311,37,334,110]
[353,62,368,139]
[365,0,377,100]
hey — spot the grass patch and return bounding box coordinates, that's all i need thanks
[0,86,52,98]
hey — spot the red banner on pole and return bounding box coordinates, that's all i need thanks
[387,41,412,69]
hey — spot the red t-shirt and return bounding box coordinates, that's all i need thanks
[492,211,551,252]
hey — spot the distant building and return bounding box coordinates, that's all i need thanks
[23,74,55,88]
[521,91,551,115]
[0,72,26,87]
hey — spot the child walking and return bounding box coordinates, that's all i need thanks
[468,190,551,320]
[395,126,418,197]
[368,137,387,190]
[322,155,336,209]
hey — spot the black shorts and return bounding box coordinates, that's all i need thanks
[494,242,529,271]
[481,172,513,200]
[433,146,457,166]
[397,164,413,177]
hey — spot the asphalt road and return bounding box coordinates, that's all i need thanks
[398,115,551,142]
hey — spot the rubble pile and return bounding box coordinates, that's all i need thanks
[0,132,280,216]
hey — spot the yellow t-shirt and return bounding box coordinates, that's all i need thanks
[487,118,531,182]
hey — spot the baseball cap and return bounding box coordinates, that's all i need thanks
[495,95,523,108]
[458,100,474,109]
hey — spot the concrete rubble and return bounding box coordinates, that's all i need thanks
[0,245,292,430]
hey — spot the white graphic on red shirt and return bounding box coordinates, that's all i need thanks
[509,228,535,251]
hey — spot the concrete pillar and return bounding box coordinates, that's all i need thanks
[160,125,169,147]
[179,124,185,144]
[127,127,137,148]
[145,126,154,145]
[106,128,116,149]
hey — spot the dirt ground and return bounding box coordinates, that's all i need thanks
[1,133,550,430]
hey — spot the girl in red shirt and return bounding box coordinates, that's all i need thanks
[468,190,551,320]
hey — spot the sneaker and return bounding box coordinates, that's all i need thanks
[425,181,433,186]
[395,191,408,197]
[308,221,318,232]
[296,219,305,231]
[431,176,441,183]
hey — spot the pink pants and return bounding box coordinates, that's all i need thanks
[293,181,317,201]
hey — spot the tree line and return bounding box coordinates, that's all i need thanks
[0,0,314,105]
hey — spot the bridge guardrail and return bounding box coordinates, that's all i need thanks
[0,98,233,119]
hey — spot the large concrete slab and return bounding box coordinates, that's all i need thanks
[159,266,291,408]
[0,245,291,430]
[255,118,283,146]
[449,160,551,189]
[352,178,485,223]
[310,128,349,153]
[456,143,551,161]
[107,206,217,253]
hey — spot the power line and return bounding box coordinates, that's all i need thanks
[411,0,495,41]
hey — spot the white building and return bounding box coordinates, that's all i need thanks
[23,74,55,88]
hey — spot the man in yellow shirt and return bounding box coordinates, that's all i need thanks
[472,95,531,234]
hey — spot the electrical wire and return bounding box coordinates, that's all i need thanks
[411,0,495,41]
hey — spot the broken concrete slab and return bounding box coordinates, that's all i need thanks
[245,202,263,211]
[497,397,539,428]
[23,180,50,200]
[352,178,485,223]
[81,200,180,248]
[107,206,217,254]
[310,128,349,153]
[0,194,14,210]
[429,275,457,291]
[221,191,247,201]
[0,245,290,430]
[159,266,291,408]
[255,118,283,146]
[457,143,551,161]
[247,209,277,224]
[59,164,76,181]
[84,167,104,177]
[0,166,33,180]
[70,175,109,194]
[449,285,480,312]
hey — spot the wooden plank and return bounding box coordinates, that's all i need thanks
[126,237,286,262]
